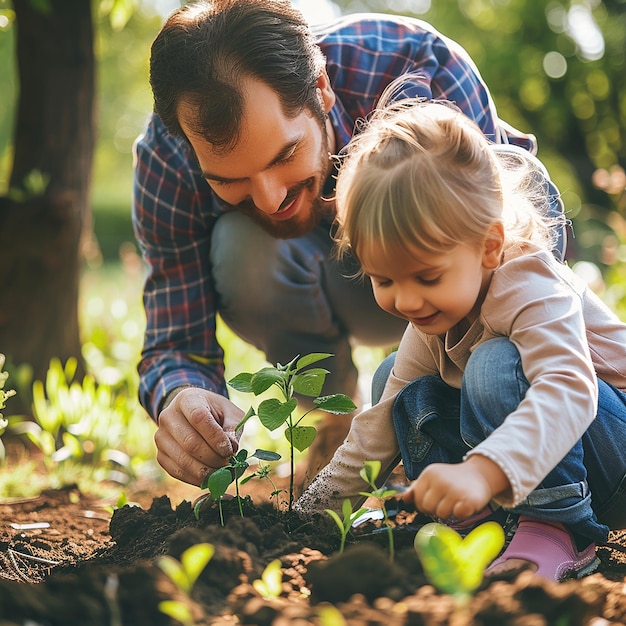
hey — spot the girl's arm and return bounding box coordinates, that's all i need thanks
[295,324,438,513]
[466,251,598,507]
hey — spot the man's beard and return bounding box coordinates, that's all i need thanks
[235,129,336,239]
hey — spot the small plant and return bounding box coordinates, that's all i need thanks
[252,559,283,600]
[359,460,398,560]
[158,543,215,626]
[102,491,140,517]
[325,498,369,554]
[241,460,287,512]
[414,521,505,602]
[0,354,16,462]
[229,352,357,510]
[193,448,281,524]
[8,356,156,495]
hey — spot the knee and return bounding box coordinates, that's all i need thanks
[462,338,528,422]
[211,212,278,311]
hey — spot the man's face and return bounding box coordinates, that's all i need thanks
[178,77,336,239]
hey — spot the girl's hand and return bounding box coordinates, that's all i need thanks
[401,455,510,522]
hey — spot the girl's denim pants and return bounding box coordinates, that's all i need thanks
[376,337,626,545]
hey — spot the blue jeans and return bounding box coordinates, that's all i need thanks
[210,212,407,400]
[388,338,626,544]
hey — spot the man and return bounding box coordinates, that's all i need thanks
[133,0,540,489]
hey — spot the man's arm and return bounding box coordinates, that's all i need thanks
[132,114,227,419]
[132,115,242,486]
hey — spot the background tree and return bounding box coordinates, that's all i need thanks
[0,0,155,413]
[0,0,95,412]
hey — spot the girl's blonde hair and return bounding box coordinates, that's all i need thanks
[335,97,562,264]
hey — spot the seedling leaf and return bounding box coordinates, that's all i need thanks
[180,543,215,589]
[292,369,329,397]
[295,353,333,369]
[414,521,505,598]
[285,425,317,452]
[158,555,186,591]
[252,449,281,461]
[258,398,297,430]
[360,459,381,485]
[252,559,283,599]
[234,406,256,433]
[227,372,254,393]
[206,466,233,497]
[251,367,283,395]
[314,394,357,414]
[158,600,193,624]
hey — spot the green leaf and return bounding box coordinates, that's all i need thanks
[180,543,215,589]
[252,559,283,599]
[295,353,333,370]
[314,394,357,414]
[251,367,284,395]
[359,460,382,486]
[341,498,354,529]
[234,449,249,463]
[158,600,193,624]
[325,508,344,534]
[157,555,186,591]
[207,466,234,499]
[414,521,505,598]
[360,460,381,486]
[234,406,256,433]
[285,425,317,452]
[317,603,347,626]
[227,372,254,393]
[252,449,281,461]
[258,398,297,431]
[292,369,329,397]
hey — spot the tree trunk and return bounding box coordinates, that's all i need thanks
[0,0,94,414]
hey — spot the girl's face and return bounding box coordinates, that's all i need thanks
[359,237,500,336]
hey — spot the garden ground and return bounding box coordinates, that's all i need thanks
[2,473,626,626]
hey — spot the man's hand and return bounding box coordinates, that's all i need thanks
[401,455,510,522]
[154,388,244,486]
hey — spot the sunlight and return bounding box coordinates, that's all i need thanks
[293,0,341,24]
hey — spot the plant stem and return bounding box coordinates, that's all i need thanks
[288,415,295,512]
[235,479,243,517]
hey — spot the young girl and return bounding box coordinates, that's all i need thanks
[295,98,626,582]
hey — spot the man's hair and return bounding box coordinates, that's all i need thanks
[150,0,326,152]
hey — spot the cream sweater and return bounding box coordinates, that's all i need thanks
[295,247,626,514]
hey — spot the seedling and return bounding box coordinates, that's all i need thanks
[359,460,398,560]
[158,542,215,626]
[252,558,283,600]
[240,461,286,512]
[414,521,505,601]
[193,448,281,524]
[0,354,16,462]
[325,498,369,554]
[102,491,140,517]
[229,352,356,510]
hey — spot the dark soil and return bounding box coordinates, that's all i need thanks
[2,482,626,625]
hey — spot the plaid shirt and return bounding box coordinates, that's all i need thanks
[133,13,537,420]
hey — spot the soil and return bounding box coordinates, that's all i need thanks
[2,476,626,626]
